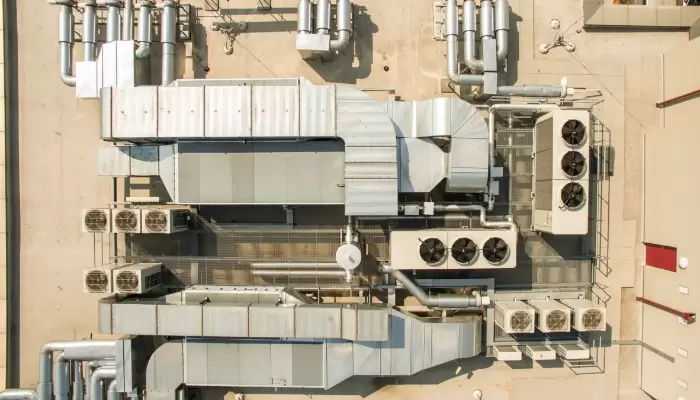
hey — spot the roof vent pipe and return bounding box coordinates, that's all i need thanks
[83,0,97,61]
[462,0,482,73]
[161,0,178,86]
[330,0,352,51]
[494,0,509,61]
[123,0,134,40]
[297,0,312,34]
[135,1,154,59]
[316,0,331,34]
[446,0,484,85]
[58,4,76,87]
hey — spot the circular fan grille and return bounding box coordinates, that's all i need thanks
[84,210,108,232]
[582,309,604,330]
[115,210,139,231]
[561,119,586,146]
[85,270,109,293]
[483,237,509,264]
[145,210,168,233]
[419,238,447,265]
[451,238,478,265]
[560,182,586,208]
[510,311,533,332]
[116,271,139,292]
[561,151,586,178]
[545,310,568,331]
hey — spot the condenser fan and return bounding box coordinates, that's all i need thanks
[561,119,586,146]
[451,238,478,265]
[115,210,139,230]
[144,211,168,232]
[84,210,108,232]
[510,311,533,332]
[582,309,604,330]
[560,182,586,208]
[483,237,509,264]
[561,151,586,178]
[545,310,568,331]
[418,238,447,265]
[85,270,109,293]
[116,271,139,292]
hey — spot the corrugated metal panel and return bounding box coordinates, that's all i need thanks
[252,86,299,137]
[157,304,202,336]
[97,146,130,176]
[345,179,398,216]
[113,87,158,138]
[248,304,295,337]
[202,304,249,337]
[300,85,336,137]
[130,146,160,176]
[158,87,204,138]
[204,86,252,137]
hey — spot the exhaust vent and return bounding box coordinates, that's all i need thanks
[582,309,604,330]
[561,119,586,146]
[112,209,142,233]
[527,300,571,333]
[141,208,189,234]
[112,262,163,294]
[559,298,607,332]
[418,238,447,266]
[560,182,586,209]
[450,238,478,266]
[85,270,110,293]
[509,311,533,332]
[144,210,168,233]
[483,237,509,265]
[561,151,586,178]
[81,209,111,233]
[495,301,536,334]
[545,310,568,331]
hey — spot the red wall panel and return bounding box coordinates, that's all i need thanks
[644,243,677,272]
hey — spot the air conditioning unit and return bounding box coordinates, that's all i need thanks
[112,262,163,294]
[82,263,131,294]
[112,208,142,233]
[495,300,535,334]
[446,228,517,269]
[527,299,571,333]
[141,208,189,234]
[81,209,111,233]
[532,109,590,235]
[389,230,449,270]
[559,298,607,332]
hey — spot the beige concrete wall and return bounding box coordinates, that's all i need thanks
[0,0,6,391]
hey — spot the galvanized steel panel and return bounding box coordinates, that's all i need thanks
[270,344,294,386]
[183,340,208,385]
[146,341,183,391]
[158,87,204,138]
[291,343,324,387]
[100,41,117,88]
[157,304,202,336]
[357,307,389,341]
[431,323,460,367]
[249,304,295,337]
[130,146,160,176]
[345,163,397,179]
[410,317,426,374]
[300,85,336,137]
[398,138,446,193]
[207,341,240,386]
[202,304,249,337]
[100,88,113,140]
[114,87,158,138]
[352,341,381,375]
[325,340,353,388]
[76,61,98,99]
[116,40,135,88]
[112,303,157,335]
[344,146,396,163]
[252,86,299,137]
[341,307,357,340]
[239,343,272,386]
[387,312,411,375]
[204,86,252,137]
[97,146,130,176]
[158,144,177,202]
[345,179,398,216]
[295,305,342,338]
[458,321,480,358]
[98,300,113,334]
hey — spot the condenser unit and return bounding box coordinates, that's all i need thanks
[527,299,571,333]
[495,300,535,334]
[111,208,142,233]
[112,262,163,294]
[446,228,517,269]
[82,263,131,294]
[559,298,607,332]
[141,208,189,234]
[81,209,111,233]
[389,230,449,270]
[532,109,590,235]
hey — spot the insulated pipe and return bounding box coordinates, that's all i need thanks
[447,0,484,85]
[135,1,153,59]
[330,0,351,51]
[123,0,133,40]
[462,0,482,73]
[250,270,348,277]
[494,0,509,61]
[316,0,331,34]
[433,203,516,230]
[58,4,76,87]
[83,0,97,61]
[297,0,312,34]
[487,104,559,166]
[106,380,119,400]
[90,368,116,400]
[72,362,83,400]
[0,391,37,400]
[106,3,121,42]
[497,85,564,98]
[479,0,494,39]
[250,262,343,269]
[380,265,490,308]
[86,361,115,400]
[53,353,69,400]
[161,1,178,86]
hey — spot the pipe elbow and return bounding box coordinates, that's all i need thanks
[464,57,483,73]
[135,42,151,59]
[60,74,76,87]
[330,30,351,51]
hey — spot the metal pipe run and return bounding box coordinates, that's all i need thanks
[90,367,116,400]
[494,0,509,61]
[72,362,83,400]
[433,203,516,230]
[316,0,331,34]
[479,0,494,39]
[380,265,490,308]
[497,85,564,98]
[53,353,69,400]
[58,4,76,86]
[135,1,154,59]
[106,3,121,42]
[297,0,312,34]
[251,270,348,277]
[83,0,97,61]
[447,0,484,86]
[106,380,119,400]
[0,391,37,400]
[330,0,352,51]
[161,0,178,86]
[86,360,115,400]
[123,0,134,40]
[250,262,343,269]
[488,103,559,166]
[462,0,482,73]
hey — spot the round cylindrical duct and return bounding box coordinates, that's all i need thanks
[161,1,178,85]
[479,0,494,39]
[107,5,121,42]
[83,1,97,61]
[316,0,331,34]
[53,354,69,400]
[123,0,134,40]
[251,270,347,277]
[250,262,342,269]
[298,0,311,34]
[136,1,154,59]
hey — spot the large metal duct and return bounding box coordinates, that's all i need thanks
[161,0,178,85]
[330,0,352,51]
[494,0,509,61]
[135,1,154,59]
[297,0,312,34]
[83,0,97,61]
[58,3,76,87]
[446,0,483,85]
[479,0,494,40]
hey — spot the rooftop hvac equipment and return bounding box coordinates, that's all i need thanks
[559,298,607,332]
[81,209,111,233]
[527,299,571,333]
[492,345,523,361]
[556,344,590,360]
[112,262,163,294]
[532,109,590,235]
[447,229,517,269]
[390,230,449,269]
[495,300,535,334]
[524,344,557,361]
[82,263,130,294]
[112,208,142,234]
[141,208,189,234]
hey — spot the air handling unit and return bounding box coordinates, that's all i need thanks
[532,109,590,235]
[81,208,111,233]
[141,208,189,234]
[495,300,535,334]
[527,299,571,333]
[559,298,607,332]
[112,263,163,294]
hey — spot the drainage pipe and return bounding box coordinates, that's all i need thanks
[135,1,154,59]
[123,0,133,40]
[0,391,36,400]
[434,203,516,230]
[251,270,347,277]
[488,104,559,166]
[462,0,482,73]
[83,0,97,61]
[297,0,312,34]
[379,265,490,308]
[161,0,178,85]
[250,262,343,269]
[106,380,119,400]
[446,0,483,85]
[72,362,83,400]
[315,0,330,34]
[53,353,69,400]
[58,4,76,87]
[90,368,116,400]
[494,0,509,61]
[330,0,351,51]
